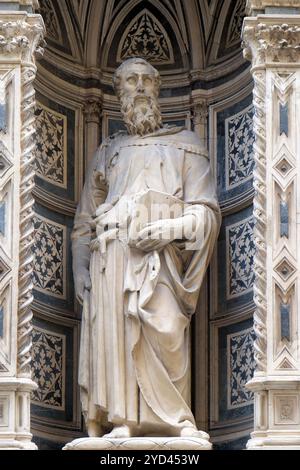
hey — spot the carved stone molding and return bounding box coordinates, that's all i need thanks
[18,18,45,377]
[243,20,300,65]
[250,70,267,373]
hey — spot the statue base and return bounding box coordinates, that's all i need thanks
[63,436,212,451]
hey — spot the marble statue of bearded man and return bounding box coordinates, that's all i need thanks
[72,57,221,440]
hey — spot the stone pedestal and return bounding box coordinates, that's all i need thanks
[63,436,212,451]
[242,0,300,450]
[0,2,44,450]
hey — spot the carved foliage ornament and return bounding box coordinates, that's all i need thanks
[243,23,300,64]
[118,10,174,65]
[228,217,255,298]
[229,328,256,408]
[31,327,65,409]
[0,19,44,58]
[35,103,67,188]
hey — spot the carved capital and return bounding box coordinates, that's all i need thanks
[192,101,208,126]
[243,18,300,65]
[0,13,45,62]
[83,99,102,124]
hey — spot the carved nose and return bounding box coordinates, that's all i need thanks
[137,80,144,92]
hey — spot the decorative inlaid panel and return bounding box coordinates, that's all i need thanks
[32,215,66,299]
[225,104,254,190]
[227,216,255,299]
[35,102,67,189]
[227,327,255,409]
[117,9,174,65]
[31,326,66,410]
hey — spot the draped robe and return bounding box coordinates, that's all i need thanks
[72,126,221,434]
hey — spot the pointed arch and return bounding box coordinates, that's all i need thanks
[99,0,190,73]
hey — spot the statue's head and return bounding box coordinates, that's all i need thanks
[113,57,162,136]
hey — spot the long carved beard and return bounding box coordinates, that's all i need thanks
[120,94,162,136]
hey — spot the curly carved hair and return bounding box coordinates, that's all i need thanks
[113,58,161,99]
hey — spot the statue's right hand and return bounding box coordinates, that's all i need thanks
[74,267,91,305]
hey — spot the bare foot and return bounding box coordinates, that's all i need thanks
[103,425,133,439]
[180,426,210,440]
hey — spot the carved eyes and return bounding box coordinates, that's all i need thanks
[126,75,154,88]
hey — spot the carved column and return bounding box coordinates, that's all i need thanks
[0,2,44,449]
[83,98,102,168]
[242,1,300,449]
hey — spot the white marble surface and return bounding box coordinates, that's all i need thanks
[63,436,212,451]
